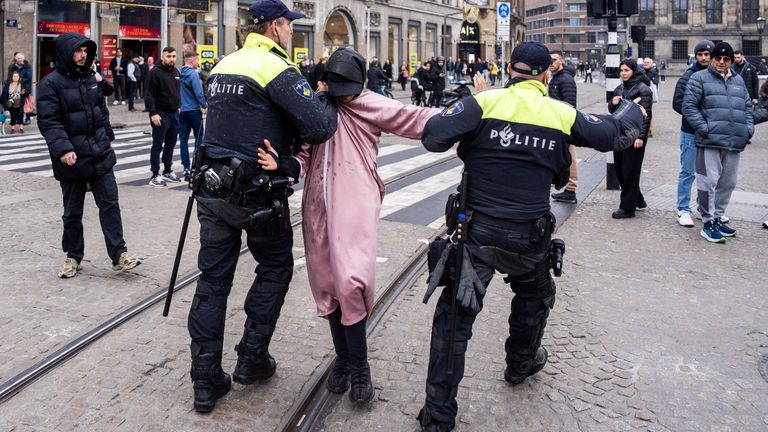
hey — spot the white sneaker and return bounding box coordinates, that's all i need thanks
[121,101,126,105]
[112,100,119,105]
[676,210,694,227]
[149,175,167,187]
[162,171,181,182]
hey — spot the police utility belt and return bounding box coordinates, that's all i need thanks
[196,157,294,225]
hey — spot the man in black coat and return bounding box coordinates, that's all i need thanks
[365,60,388,95]
[37,32,141,278]
[733,50,759,105]
[548,50,579,204]
[109,48,128,104]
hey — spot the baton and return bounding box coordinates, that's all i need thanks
[446,170,469,375]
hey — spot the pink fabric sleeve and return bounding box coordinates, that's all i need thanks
[364,95,442,139]
[291,143,313,178]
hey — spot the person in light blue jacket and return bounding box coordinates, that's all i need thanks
[682,42,753,243]
[179,50,208,180]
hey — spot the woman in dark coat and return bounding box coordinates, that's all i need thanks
[608,58,653,219]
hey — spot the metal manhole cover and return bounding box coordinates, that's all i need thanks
[759,356,768,383]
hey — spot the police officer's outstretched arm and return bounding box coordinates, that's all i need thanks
[266,68,338,144]
[569,99,645,152]
[421,97,483,152]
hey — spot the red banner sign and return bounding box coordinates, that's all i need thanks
[120,25,161,39]
[38,21,91,36]
[101,34,118,81]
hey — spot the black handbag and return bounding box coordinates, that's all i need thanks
[753,104,768,125]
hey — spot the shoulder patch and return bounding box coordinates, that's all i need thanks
[582,112,603,124]
[440,101,465,117]
[293,79,314,100]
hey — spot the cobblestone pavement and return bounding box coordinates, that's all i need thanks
[1,79,766,431]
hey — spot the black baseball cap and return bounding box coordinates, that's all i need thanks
[711,42,735,62]
[249,0,304,24]
[323,48,366,97]
[510,41,552,76]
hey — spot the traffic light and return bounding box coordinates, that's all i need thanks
[618,0,639,16]
[587,0,606,18]
[630,25,646,43]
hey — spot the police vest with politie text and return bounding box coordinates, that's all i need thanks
[202,32,337,167]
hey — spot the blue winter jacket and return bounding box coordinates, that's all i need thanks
[673,61,707,134]
[180,65,207,112]
[682,66,753,152]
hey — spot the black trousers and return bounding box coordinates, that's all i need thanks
[423,219,555,424]
[188,192,293,355]
[60,169,126,265]
[114,76,125,101]
[613,139,647,211]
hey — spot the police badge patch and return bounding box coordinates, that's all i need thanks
[293,79,314,100]
[440,101,464,117]
[582,112,603,124]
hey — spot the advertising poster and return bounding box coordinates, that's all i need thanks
[293,47,309,64]
[101,34,118,81]
[199,44,217,66]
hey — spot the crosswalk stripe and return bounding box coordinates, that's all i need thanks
[379,166,462,217]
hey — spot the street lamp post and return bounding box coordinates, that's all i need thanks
[559,0,565,52]
[758,16,765,55]
[364,0,374,62]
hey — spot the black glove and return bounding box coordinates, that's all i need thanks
[455,245,486,314]
[423,242,453,304]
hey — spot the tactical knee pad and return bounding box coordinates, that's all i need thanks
[505,295,551,362]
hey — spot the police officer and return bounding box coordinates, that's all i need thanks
[416,41,645,431]
[186,0,337,413]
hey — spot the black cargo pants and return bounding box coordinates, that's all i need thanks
[187,189,293,356]
[423,218,556,424]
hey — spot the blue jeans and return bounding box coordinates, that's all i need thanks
[179,109,205,170]
[676,131,696,211]
[127,81,137,110]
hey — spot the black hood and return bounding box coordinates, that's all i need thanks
[560,65,576,77]
[55,32,97,78]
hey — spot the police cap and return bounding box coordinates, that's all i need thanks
[510,41,552,76]
[249,0,304,24]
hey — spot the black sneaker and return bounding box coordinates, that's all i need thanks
[505,347,548,385]
[326,357,350,393]
[551,190,577,204]
[611,209,635,219]
[348,362,374,403]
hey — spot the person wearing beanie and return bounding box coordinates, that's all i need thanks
[672,39,714,228]
[415,41,646,431]
[258,47,441,405]
[682,41,753,243]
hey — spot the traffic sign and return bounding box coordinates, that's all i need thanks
[497,2,510,41]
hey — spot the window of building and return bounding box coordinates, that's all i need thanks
[743,40,761,56]
[292,25,314,61]
[588,32,597,43]
[568,4,580,12]
[706,0,722,24]
[742,0,759,25]
[588,16,606,26]
[672,0,688,25]
[426,24,438,59]
[408,22,421,66]
[638,0,654,24]
[388,19,402,69]
[638,40,655,59]
[369,32,381,61]
[569,34,580,43]
[672,40,688,60]
[549,35,556,44]
[569,18,580,27]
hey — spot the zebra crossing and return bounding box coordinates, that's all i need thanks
[0,129,462,227]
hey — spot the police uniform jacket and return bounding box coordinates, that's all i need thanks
[422,78,642,221]
[38,33,117,181]
[203,32,337,164]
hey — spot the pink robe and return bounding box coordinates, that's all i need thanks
[295,91,441,325]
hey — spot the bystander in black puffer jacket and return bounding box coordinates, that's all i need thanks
[547,65,577,107]
[37,32,116,181]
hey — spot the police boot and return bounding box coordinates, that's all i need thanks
[346,317,374,403]
[232,325,276,385]
[504,346,548,385]
[190,352,231,413]
[417,407,455,432]
[327,309,350,393]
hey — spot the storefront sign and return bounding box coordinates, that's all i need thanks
[101,34,118,80]
[293,47,309,64]
[459,21,480,42]
[409,52,419,75]
[38,20,91,36]
[199,44,217,66]
[75,0,210,13]
[120,25,161,39]
[5,19,18,28]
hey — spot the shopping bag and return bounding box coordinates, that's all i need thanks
[23,96,36,116]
